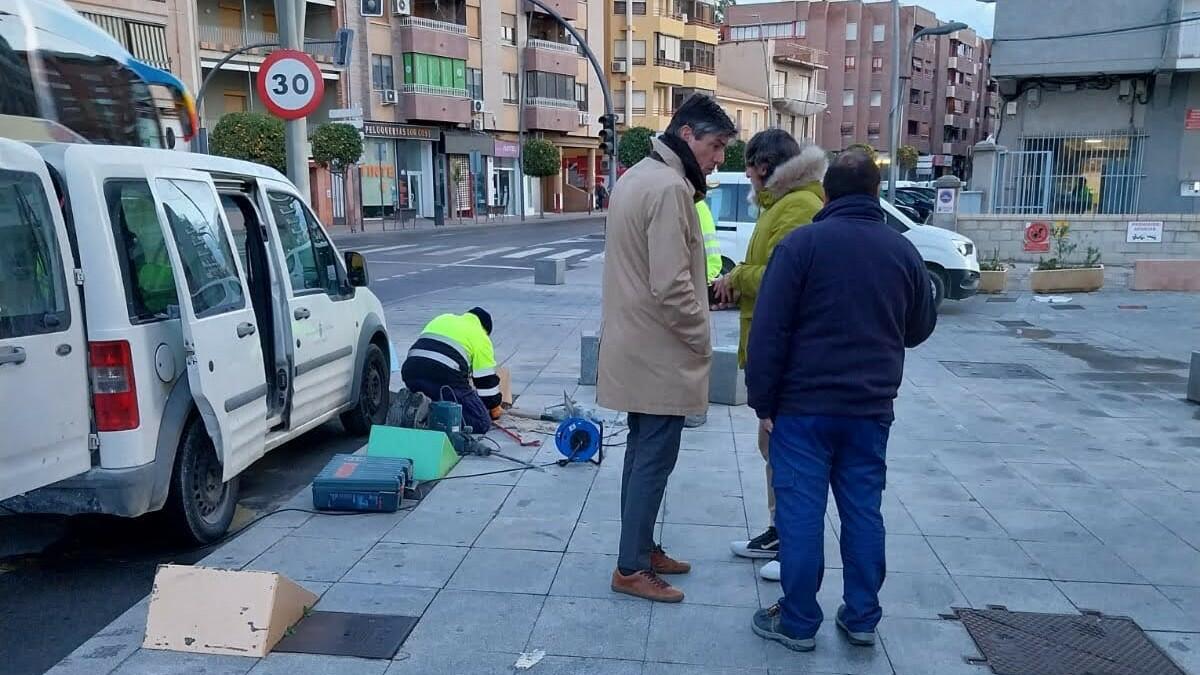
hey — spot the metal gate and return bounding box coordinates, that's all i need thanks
[990,149,1053,214]
[331,171,346,226]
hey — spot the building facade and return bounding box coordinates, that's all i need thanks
[716,38,826,144]
[988,0,1200,214]
[724,0,995,177]
[716,84,770,142]
[606,0,720,138]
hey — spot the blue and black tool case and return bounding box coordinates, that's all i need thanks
[311,454,413,513]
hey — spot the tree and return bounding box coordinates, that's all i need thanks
[209,112,285,174]
[617,126,654,169]
[720,138,746,172]
[522,138,561,218]
[715,0,736,22]
[897,144,919,179]
[311,122,364,173]
[844,143,878,162]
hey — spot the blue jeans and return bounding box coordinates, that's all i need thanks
[770,415,891,639]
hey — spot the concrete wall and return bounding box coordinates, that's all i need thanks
[954,214,1200,265]
[991,0,1175,77]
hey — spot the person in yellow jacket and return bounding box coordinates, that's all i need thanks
[712,129,827,581]
[400,308,501,434]
[697,197,722,285]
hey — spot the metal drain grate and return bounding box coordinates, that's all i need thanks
[274,611,419,659]
[996,320,1034,328]
[952,607,1188,675]
[987,297,1018,303]
[941,361,1050,380]
[1051,304,1085,310]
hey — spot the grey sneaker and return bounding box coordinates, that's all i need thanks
[684,413,707,428]
[752,604,815,652]
[835,604,876,646]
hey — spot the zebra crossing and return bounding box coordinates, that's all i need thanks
[360,241,604,266]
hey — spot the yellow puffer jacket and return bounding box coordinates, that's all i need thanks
[728,145,828,367]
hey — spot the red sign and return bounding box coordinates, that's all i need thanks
[1024,221,1051,253]
[1188,109,1200,130]
[255,49,325,121]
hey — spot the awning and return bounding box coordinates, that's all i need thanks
[444,131,495,155]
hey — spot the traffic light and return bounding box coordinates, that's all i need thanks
[333,28,355,68]
[598,113,617,156]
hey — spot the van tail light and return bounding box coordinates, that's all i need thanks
[89,341,140,431]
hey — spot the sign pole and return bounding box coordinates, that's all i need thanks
[276,0,310,199]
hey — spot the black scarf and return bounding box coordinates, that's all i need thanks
[652,133,708,201]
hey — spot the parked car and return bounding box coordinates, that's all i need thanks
[705,171,980,308]
[0,138,391,542]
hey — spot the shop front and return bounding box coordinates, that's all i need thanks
[491,139,520,217]
[360,121,438,220]
[443,131,495,219]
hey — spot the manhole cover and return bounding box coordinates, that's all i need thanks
[996,320,1034,328]
[952,608,1188,675]
[941,361,1050,380]
[1051,304,1085,310]
[274,611,419,659]
[987,297,1018,303]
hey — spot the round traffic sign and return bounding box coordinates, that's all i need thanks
[256,49,325,120]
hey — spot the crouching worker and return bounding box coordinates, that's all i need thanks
[401,308,501,434]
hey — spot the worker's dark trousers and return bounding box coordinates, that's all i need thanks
[771,415,890,639]
[618,413,684,572]
[403,376,492,434]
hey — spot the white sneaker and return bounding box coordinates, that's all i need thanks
[730,526,779,559]
[759,557,781,581]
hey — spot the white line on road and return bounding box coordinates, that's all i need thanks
[359,243,418,255]
[450,263,535,271]
[469,246,517,257]
[547,248,589,260]
[581,252,605,263]
[428,245,479,256]
[503,247,552,259]
[409,245,449,254]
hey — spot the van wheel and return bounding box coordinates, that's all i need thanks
[928,268,947,311]
[341,343,390,436]
[165,418,238,544]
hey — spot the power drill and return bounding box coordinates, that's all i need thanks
[428,400,487,456]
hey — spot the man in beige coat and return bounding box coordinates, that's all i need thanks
[599,94,738,603]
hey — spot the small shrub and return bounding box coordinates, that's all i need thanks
[1036,222,1102,270]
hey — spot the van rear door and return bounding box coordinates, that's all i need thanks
[0,139,91,500]
[146,168,269,481]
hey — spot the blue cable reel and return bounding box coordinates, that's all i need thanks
[555,417,604,464]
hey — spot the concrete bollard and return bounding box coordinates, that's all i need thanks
[579,331,599,385]
[534,258,565,285]
[1189,352,1200,404]
[708,346,746,406]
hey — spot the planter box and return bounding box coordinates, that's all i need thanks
[979,269,1008,294]
[1030,265,1104,293]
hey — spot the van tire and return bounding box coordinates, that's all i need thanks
[164,418,238,544]
[341,343,390,436]
[928,268,947,311]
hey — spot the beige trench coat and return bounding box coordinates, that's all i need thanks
[597,137,712,417]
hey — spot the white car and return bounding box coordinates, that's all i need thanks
[0,138,391,542]
[705,171,980,307]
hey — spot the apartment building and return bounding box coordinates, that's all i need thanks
[716,38,827,144]
[348,0,606,221]
[725,1,995,178]
[716,84,769,142]
[606,0,720,137]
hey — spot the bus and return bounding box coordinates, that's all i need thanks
[0,0,197,149]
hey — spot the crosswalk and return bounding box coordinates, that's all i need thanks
[359,242,604,265]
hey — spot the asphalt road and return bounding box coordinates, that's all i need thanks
[0,214,605,675]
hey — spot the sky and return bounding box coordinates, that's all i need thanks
[735,0,997,38]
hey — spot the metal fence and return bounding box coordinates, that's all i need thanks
[991,130,1147,215]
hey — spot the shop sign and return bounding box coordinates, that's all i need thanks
[494,140,520,158]
[362,121,438,140]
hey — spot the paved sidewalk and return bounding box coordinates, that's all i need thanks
[332,210,607,238]
[49,263,1200,675]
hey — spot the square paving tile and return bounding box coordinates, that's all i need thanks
[400,589,543,654]
[668,560,759,608]
[528,596,651,659]
[662,493,748,528]
[507,655,643,675]
[549,552,638,602]
[1149,632,1200,675]
[659,523,750,563]
[566,519,621,555]
[499,485,588,520]
[342,543,468,588]
[249,653,389,675]
[1018,541,1147,583]
[110,650,256,675]
[761,618,895,674]
[1011,462,1099,487]
[316,583,438,617]
[961,480,1059,511]
[952,576,1076,614]
[987,508,1096,542]
[878,617,983,675]
[447,547,563,594]
[905,504,1008,539]
[646,603,767,668]
[200,526,292,569]
[381,507,494,547]
[1056,582,1200,632]
[926,536,1044,578]
[292,513,406,544]
[879,572,969,620]
[474,515,577,552]
[886,535,948,574]
[247,536,371,583]
[385,650,519,674]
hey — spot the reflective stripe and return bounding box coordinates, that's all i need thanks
[420,332,469,362]
[476,386,501,397]
[474,367,497,378]
[705,244,721,253]
[407,349,463,371]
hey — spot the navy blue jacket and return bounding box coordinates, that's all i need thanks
[745,194,937,422]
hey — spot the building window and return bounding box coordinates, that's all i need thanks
[843,90,855,107]
[371,54,393,91]
[525,71,576,102]
[909,88,921,105]
[752,111,759,132]
[656,33,682,65]
[796,20,807,37]
[681,40,715,74]
[845,56,856,70]
[872,56,884,72]
[870,90,882,107]
[504,73,519,103]
[868,123,881,137]
[614,1,648,14]
[841,122,855,136]
[735,108,743,130]
[872,24,885,42]
[401,54,466,93]
[614,39,648,65]
[907,120,920,135]
[466,67,483,100]
[911,57,923,73]
[501,13,516,45]
[575,82,588,110]
[846,22,858,41]
[631,90,647,115]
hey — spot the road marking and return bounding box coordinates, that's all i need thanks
[429,245,479,256]
[470,246,517,257]
[410,245,449,254]
[547,248,589,260]
[504,247,552,259]
[450,263,534,271]
[581,252,605,263]
[359,243,418,255]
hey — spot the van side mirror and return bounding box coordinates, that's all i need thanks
[344,251,368,287]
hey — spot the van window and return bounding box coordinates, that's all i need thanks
[705,182,756,224]
[884,209,910,233]
[155,179,246,318]
[105,180,180,322]
[0,169,70,338]
[267,191,343,297]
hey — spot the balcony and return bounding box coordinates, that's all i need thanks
[773,39,828,70]
[945,85,976,101]
[396,15,468,60]
[944,112,974,129]
[526,39,582,77]
[525,0,577,21]
[770,85,827,117]
[397,83,470,124]
[942,140,971,156]
[197,23,337,64]
[524,97,582,132]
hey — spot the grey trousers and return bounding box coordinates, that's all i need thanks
[618,413,685,572]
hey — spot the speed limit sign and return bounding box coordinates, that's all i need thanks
[256,49,325,120]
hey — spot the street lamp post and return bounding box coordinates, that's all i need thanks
[888,18,969,203]
[751,14,772,126]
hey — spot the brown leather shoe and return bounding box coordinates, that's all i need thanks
[651,546,692,575]
[611,569,684,603]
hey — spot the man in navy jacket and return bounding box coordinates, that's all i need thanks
[745,150,936,652]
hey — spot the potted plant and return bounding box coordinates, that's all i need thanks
[1030,222,1104,293]
[978,247,1010,294]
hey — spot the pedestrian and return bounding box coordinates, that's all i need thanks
[745,150,937,651]
[598,93,738,603]
[400,308,502,435]
[711,129,828,582]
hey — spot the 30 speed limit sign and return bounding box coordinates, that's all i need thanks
[256,49,325,120]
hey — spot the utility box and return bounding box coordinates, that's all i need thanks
[535,258,566,285]
[1189,351,1200,404]
[579,331,599,385]
[709,347,746,406]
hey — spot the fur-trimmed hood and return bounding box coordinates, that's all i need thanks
[754,144,828,208]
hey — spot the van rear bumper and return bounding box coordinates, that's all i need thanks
[0,463,157,517]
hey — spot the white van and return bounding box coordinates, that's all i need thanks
[705,171,981,307]
[0,138,391,542]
